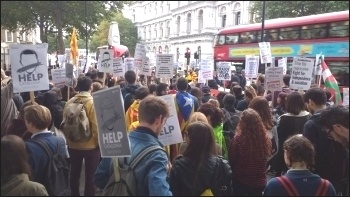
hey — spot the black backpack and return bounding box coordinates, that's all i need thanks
[31,137,71,196]
[222,108,242,138]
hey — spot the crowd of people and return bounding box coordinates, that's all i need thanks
[1,67,349,196]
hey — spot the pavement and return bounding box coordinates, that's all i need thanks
[79,159,103,196]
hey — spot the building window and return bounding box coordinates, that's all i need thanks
[6,31,13,42]
[236,12,241,25]
[143,27,146,40]
[160,23,163,38]
[233,3,241,25]
[165,45,169,54]
[149,3,152,12]
[187,13,192,34]
[166,21,170,37]
[198,10,203,33]
[177,16,181,35]
[148,26,151,40]
[154,24,157,39]
[168,3,170,12]
[220,6,227,28]
[153,47,156,55]
[155,2,157,15]
[161,2,163,14]
[158,46,162,54]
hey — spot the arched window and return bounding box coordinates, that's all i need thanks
[165,45,169,54]
[143,27,146,40]
[220,6,227,27]
[187,13,192,34]
[153,46,156,55]
[177,16,181,35]
[160,23,163,38]
[234,3,241,25]
[158,46,162,54]
[166,21,170,37]
[148,25,151,40]
[154,24,157,39]
[198,10,203,33]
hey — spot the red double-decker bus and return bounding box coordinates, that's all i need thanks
[213,11,349,89]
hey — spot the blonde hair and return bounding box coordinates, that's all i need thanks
[188,112,208,124]
[208,99,220,108]
[24,105,52,130]
[92,82,103,93]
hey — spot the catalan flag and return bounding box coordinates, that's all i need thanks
[321,57,342,105]
[125,100,140,131]
[70,28,78,66]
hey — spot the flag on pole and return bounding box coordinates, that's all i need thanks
[70,28,78,66]
[321,57,342,105]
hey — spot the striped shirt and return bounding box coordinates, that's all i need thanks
[1,82,18,136]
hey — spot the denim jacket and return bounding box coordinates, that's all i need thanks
[94,129,172,196]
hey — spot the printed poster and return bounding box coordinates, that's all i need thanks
[198,70,206,83]
[51,68,66,88]
[156,54,174,78]
[200,59,214,80]
[265,67,284,91]
[140,57,151,76]
[314,54,324,76]
[290,57,315,90]
[343,88,349,106]
[259,42,272,64]
[93,86,131,157]
[124,58,135,72]
[134,43,147,69]
[10,44,50,93]
[245,55,259,78]
[278,57,287,75]
[158,95,183,146]
[217,62,231,80]
[98,49,113,73]
[112,57,125,77]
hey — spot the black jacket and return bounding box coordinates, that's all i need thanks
[169,155,233,196]
[122,84,141,112]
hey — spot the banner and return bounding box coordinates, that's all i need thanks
[10,44,49,93]
[65,63,74,87]
[51,68,66,88]
[265,67,284,91]
[98,49,113,73]
[245,55,259,78]
[156,54,174,78]
[217,62,231,80]
[290,57,315,90]
[140,57,151,76]
[93,86,131,157]
[124,58,135,72]
[259,42,272,64]
[278,57,287,75]
[112,57,125,77]
[158,95,183,146]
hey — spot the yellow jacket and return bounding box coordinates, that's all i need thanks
[125,100,140,130]
[128,121,139,132]
[64,91,99,150]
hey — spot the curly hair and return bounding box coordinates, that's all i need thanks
[284,134,315,168]
[197,103,223,128]
[235,108,271,159]
[248,96,274,130]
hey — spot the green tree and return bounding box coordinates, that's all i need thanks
[251,1,349,22]
[89,12,139,56]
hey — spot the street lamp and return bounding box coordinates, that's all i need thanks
[1,42,8,70]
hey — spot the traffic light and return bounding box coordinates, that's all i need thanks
[194,52,199,59]
[185,52,190,58]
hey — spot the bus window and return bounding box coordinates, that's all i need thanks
[240,31,257,43]
[280,27,300,40]
[215,35,225,45]
[301,24,327,39]
[326,62,349,87]
[264,29,279,42]
[225,34,239,44]
[329,21,349,38]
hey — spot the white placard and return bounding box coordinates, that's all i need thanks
[314,54,324,76]
[265,67,284,91]
[278,57,287,75]
[140,57,151,76]
[65,49,70,62]
[200,59,214,80]
[343,88,349,106]
[112,57,125,77]
[156,54,174,79]
[124,58,135,72]
[158,95,183,146]
[217,62,231,80]
[259,42,272,64]
[198,70,206,83]
[99,49,113,73]
[51,68,66,88]
[245,55,259,78]
[10,44,50,93]
[134,43,147,69]
[290,57,315,90]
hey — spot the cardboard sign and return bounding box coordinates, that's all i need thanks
[99,49,113,73]
[93,86,131,157]
[140,57,151,76]
[134,43,147,69]
[200,59,214,80]
[245,55,259,78]
[10,44,50,93]
[156,54,174,78]
[278,57,287,75]
[265,67,284,91]
[217,62,231,80]
[51,68,66,88]
[112,57,125,77]
[290,57,315,90]
[124,58,135,72]
[259,42,272,64]
[65,63,74,87]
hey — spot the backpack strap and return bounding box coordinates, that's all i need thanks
[130,145,166,169]
[276,176,300,196]
[31,137,56,157]
[315,179,330,196]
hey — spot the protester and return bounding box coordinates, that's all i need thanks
[122,70,141,112]
[231,85,244,108]
[264,135,336,196]
[41,91,63,131]
[274,92,288,117]
[229,108,271,196]
[156,83,169,96]
[60,78,78,102]
[189,87,203,106]
[92,82,103,93]
[222,94,242,147]
[201,85,215,104]
[1,135,48,196]
[94,95,172,196]
[125,86,150,131]
[169,122,233,196]
[208,98,220,109]
[148,83,157,96]
[236,85,257,111]
[216,91,228,108]
[1,80,18,137]
[50,87,65,108]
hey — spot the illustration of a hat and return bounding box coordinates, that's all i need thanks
[17,49,42,74]
[101,51,111,63]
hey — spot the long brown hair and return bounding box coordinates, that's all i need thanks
[1,135,33,179]
[235,109,271,159]
[249,96,274,130]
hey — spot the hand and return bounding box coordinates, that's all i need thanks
[166,161,172,174]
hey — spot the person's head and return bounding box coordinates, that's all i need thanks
[24,105,52,133]
[124,70,137,84]
[208,99,220,108]
[90,70,98,80]
[230,82,239,94]
[156,83,169,96]
[77,76,93,92]
[216,91,228,108]
[283,74,291,87]
[183,122,217,165]
[241,69,245,77]
[189,87,202,100]
[1,135,32,179]
[243,89,254,103]
[92,82,103,93]
[138,95,169,136]
[97,72,104,79]
[42,90,59,108]
[201,85,211,94]
[251,83,264,96]
[257,74,265,85]
[135,86,150,100]
[197,103,224,128]
[50,87,63,101]
[223,94,236,111]
[303,88,327,114]
[232,85,242,97]
[249,96,273,130]
[320,106,349,148]
[188,112,208,124]
[148,84,157,96]
[277,92,288,109]
[285,92,305,115]
[177,77,188,91]
[283,135,315,169]
[18,100,39,120]
[236,108,271,158]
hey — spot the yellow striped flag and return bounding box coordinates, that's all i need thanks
[70,28,78,66]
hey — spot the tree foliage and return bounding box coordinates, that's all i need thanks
[1,1,131,54]
[89,12,139,56]
[251,1,349,22]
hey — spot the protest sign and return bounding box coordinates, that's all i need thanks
[314,54,324,76]
[98,49,113,73]
[200,59,214,80]
[10,44,50,93]
[278,57,287,75]
[343,88,349,106]
[58,55,65,66]
[245,55,259,78]
[156,54,174,78]
[265,67,284,91]
[124,58,135,72]
[112,57,125,77]
[158,95,183,146]
[93,86,131,157]
[140,57,151,76]
[65,63,74,87]
[134,43,147,69]
[259,42,272,64]
[51,68,66,88]
[217,62,231,80]
[290,57,315,90]
[198,70,206,83]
